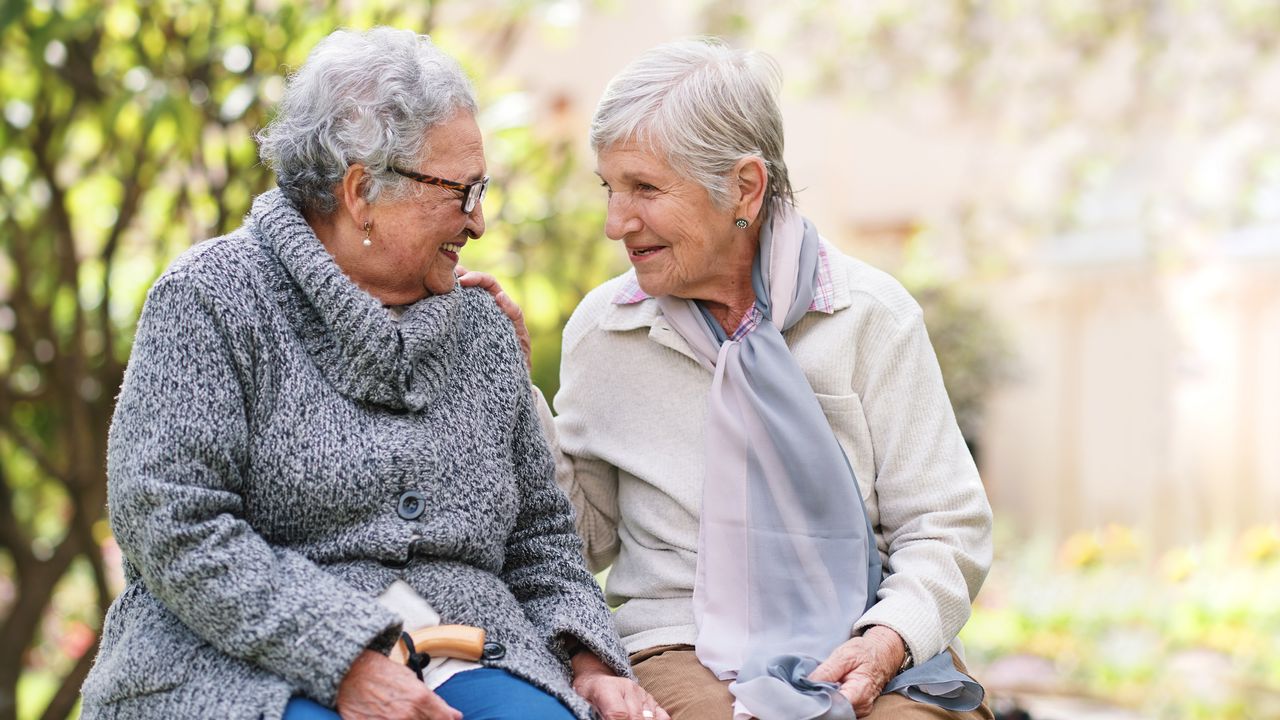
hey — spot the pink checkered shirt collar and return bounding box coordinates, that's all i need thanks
[612,239,837,339]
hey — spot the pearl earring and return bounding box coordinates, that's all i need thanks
[362,221,372,247]
[735,218,749,229]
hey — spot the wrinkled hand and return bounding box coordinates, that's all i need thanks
[808,626,906,718]
[571,649,670,720]
[456,266,531,371]
[335,650,461,720]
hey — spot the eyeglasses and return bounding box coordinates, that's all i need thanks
[391,167,489,214]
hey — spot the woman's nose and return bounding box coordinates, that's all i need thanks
[604,195,640,240]
[464,202,485,239]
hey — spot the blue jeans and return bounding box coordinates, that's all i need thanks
[282,668,576,720]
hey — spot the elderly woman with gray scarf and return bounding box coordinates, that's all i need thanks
[471,39,996,720]
[79,27,665,720]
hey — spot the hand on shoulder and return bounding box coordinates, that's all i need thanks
[456,266,531,370]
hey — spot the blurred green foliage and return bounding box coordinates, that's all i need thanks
[0,1,621,718]
[461,116,624,398]
[962,524,1280,719]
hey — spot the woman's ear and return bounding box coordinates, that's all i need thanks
[733,156,768,225]
[339,164,372,228]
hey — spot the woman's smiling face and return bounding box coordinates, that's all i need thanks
[358,111,487,305]
[596,140,745,302]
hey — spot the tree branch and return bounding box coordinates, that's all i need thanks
[0,413,69,486]
[1,212,51,358]
[99,105,162,269]
[27,471,108,720]
[38,632,98,720]
[0,522,85,718]
[30,113,81,303]
[0,462,33,570]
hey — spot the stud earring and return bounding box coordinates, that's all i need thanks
[735,218,749,229]
[362,220,372,247]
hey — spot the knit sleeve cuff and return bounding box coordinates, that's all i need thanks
[851,600,951,668]
[281,581,404,705]
[551,616,633,680]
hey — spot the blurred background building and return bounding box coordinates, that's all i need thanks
[443,0,1280,549]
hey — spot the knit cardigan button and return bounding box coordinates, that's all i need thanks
[397,490,426,520]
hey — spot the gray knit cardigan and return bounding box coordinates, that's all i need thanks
[79,190,630,719]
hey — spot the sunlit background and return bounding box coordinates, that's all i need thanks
[2,1,1278,719]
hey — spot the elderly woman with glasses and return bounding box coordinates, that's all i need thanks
[470,39,995,720]
[79,27,666,720]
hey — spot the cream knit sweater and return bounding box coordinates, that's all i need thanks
[539,244,993,666]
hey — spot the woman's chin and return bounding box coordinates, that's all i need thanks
[423,274,459,297]
[635,277,670,298]
[632,264,675,296]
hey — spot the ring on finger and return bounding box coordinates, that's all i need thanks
[642,711,655,719]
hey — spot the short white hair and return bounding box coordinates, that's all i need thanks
[590,38,794,214]
[257,27,477,215]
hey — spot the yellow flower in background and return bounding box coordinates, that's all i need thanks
[1102,523,1142,561]
[1027,630,1082,661]
[1061,531,1104,569]
[1240,525,1280,565]
[1161,547,1197,583]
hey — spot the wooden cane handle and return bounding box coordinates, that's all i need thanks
[388,625,486,665]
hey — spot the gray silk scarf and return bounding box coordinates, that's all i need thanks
[656,206,984,720]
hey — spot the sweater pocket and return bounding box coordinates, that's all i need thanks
[814,392,876,506]
[81,585,194,705]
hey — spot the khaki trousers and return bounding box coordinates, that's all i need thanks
[631,645,995,720]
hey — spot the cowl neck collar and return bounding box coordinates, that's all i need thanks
[249,189,460,411]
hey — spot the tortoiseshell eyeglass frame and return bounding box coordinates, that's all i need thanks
[391,167,489,214]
